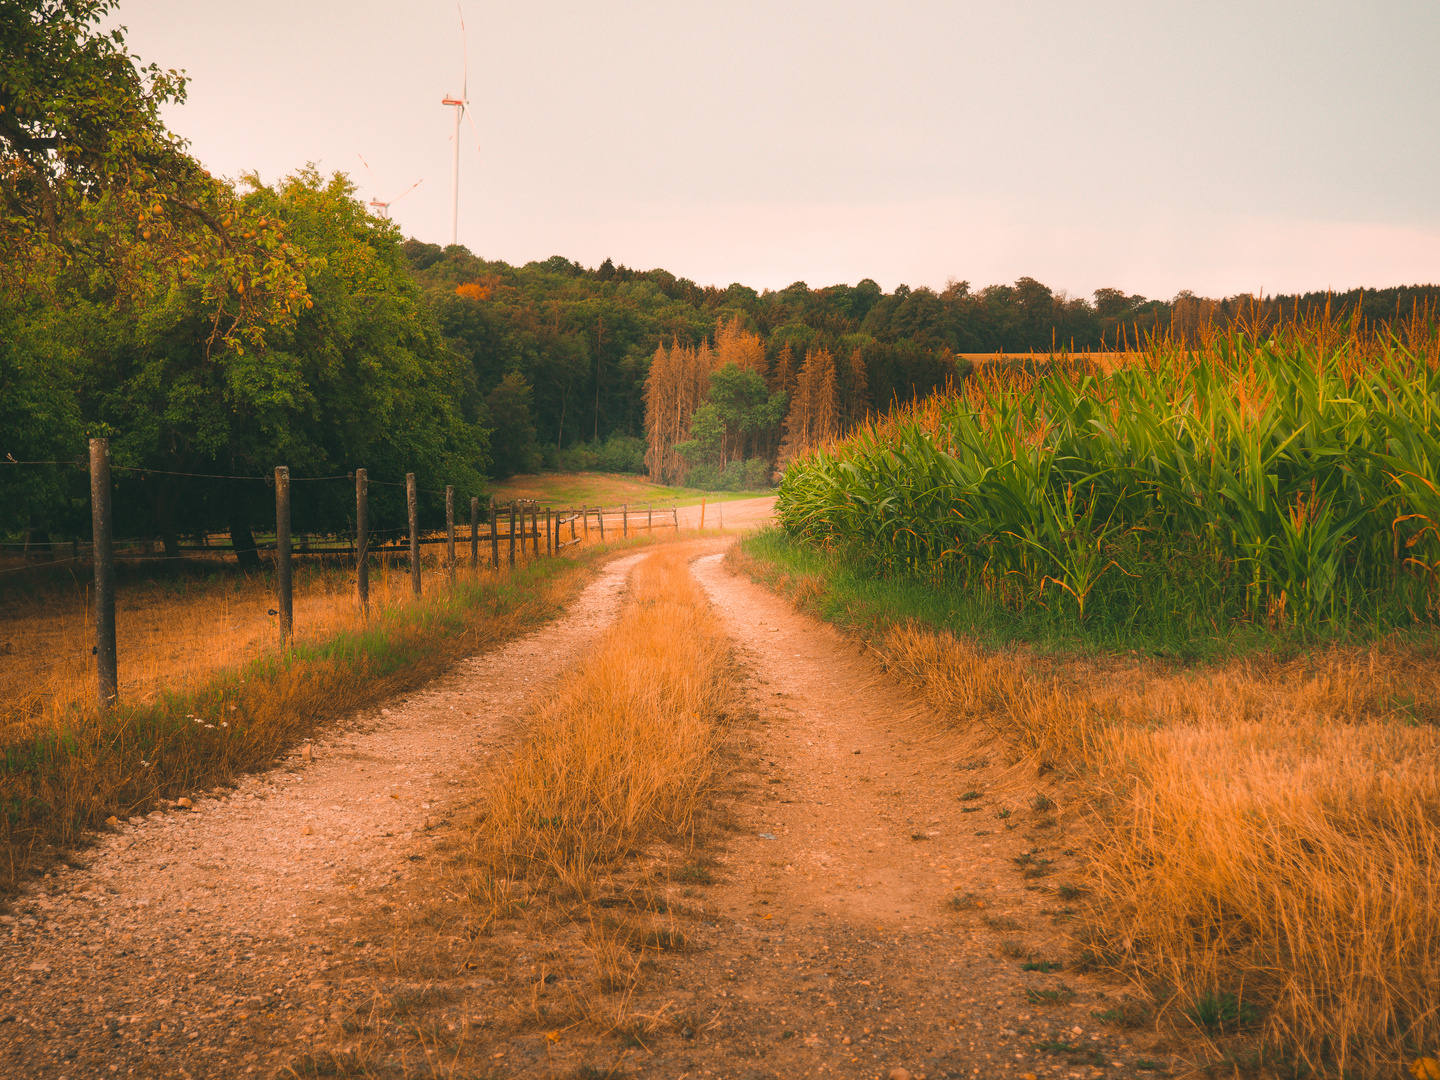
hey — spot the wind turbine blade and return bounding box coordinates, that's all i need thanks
[392,180,423,206]
[457,3,468,102]
[465,108,483,162]
[357,152,383,196]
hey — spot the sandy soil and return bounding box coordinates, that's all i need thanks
[0,517,1193,1079]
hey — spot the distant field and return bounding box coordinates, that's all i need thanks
[488,472,772,508]
[958,350,1139,372]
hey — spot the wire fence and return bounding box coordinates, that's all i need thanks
[2,442,682,719]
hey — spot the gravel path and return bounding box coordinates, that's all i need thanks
[596,553,1179,1080]
[1,528,1194,1080]
[0,551,649,1080]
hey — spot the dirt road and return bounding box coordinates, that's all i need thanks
[0,516,1185,1079]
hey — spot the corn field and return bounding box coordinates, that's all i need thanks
[775,313,1440,633]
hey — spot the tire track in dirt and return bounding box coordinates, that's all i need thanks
[0,551,651,1080]
[649,552,1182,1080]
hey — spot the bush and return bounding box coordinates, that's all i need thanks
[557,434,647,474]
[683,459,773,492]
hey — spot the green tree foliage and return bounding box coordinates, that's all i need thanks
[0,0,307,337]
[4,170,487,553]
[708,362,786,462]
[483,370,538,479]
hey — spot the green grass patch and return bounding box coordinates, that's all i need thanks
[489,471,771,509]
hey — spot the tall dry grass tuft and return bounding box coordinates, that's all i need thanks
[466,549,730,898]
[879,620,1440,1073]
[1093,716,1440,1074]
[449,548,732,1036]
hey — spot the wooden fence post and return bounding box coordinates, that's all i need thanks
[446,485,456,590]
[275,465,293,643]
[89,438,117,713]
[571,509,577,540]
[699,498,706,529]
[490,501,499,570]
[598,505,605,541]
[356,468,369,614]
[470,496,479,569]
[546,507,553,556]
[532,503,541,557]
[648,503,652,531]
[672,507,679,532]
[623,503,628,538]
[508,502,516,568]
[582,505,589,539]
[407,472,421,597]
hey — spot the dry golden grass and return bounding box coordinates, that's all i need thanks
[740,550,1440,1076]
[0,523,633,739]
[0,534,651,893]
[448,546,733,1031]
[464,546,729,894]
[882,624,1440,1074]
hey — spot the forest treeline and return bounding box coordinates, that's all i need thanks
[8,201,1440,548]
[408,241,1440,482]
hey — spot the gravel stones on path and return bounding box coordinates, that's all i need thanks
[0,552,648,1080]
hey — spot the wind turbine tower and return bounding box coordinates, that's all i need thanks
[441,6,475,248]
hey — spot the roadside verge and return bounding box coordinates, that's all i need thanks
[727,529,1440,1078]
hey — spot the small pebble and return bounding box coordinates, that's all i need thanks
[889,1069,912,1080]
[176,798,193,809]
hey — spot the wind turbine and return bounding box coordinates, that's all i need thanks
[442,4,483,247]
[357,154,422,219]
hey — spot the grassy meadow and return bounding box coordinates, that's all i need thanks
[757,315,1440,1076]
[488,471,772,509]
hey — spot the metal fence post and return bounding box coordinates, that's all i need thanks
[275,465,293,643]
[356,468,369,614]
[89,438,117,713]
[407,472,420,597]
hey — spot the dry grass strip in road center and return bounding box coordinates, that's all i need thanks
[306,546,739,1077]
[466,546,730,899]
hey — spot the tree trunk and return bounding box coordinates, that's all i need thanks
[229,513,262,570]
[144,474,182,559]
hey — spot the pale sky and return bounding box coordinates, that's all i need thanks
[109,0,1439,300]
